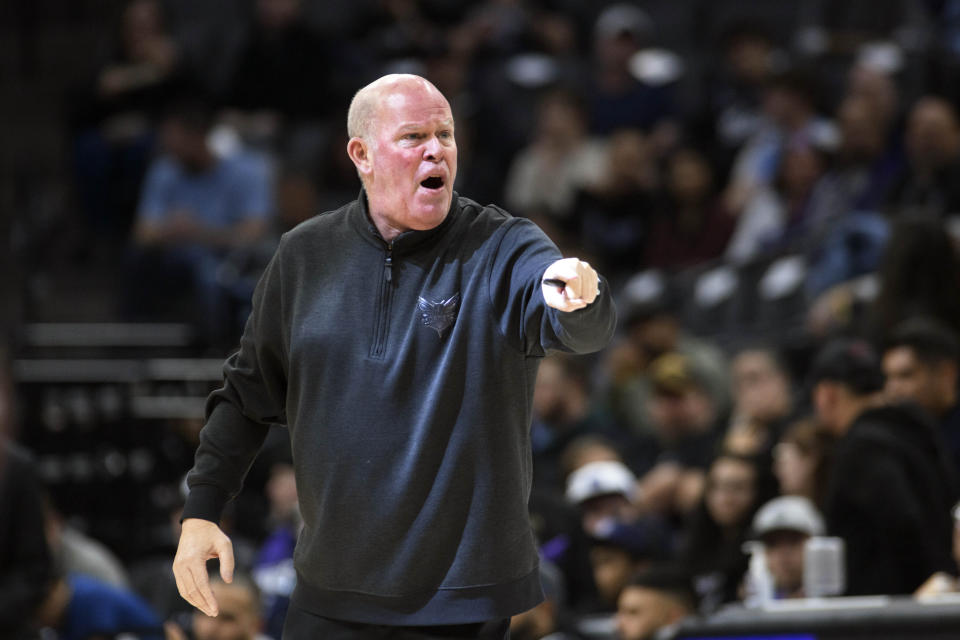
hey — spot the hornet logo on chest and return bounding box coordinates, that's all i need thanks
[417,293,460,337]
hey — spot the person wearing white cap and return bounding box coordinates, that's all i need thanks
[751,496,825,599]
[565,460,639,536]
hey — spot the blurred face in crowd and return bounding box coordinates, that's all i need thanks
[161,119,210,171]
[706,457,757,530]
[763,87,809,129]
[592,545,638,605]
[122,0,164,58]
[847,65,898,129]
[580,493,638,536]
[838,97,885,163]
[668,150,713,206]
[773,441,816,497]
[192,581,261,640]
[536,95,585,148]
[616,586,686,640]
[763,530,808,597]
[630,314,679,360]
[607,129,656,191]
[779,146,824,198]
[732,350,791,425]
[883,346,957,416]
[726,34,771,84]
[650,386,715,442]
[348,76,457,240]
[906,98,960,170]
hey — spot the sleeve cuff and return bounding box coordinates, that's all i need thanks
[181,484,230,524]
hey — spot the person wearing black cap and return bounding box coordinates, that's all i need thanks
[810,338,959,596]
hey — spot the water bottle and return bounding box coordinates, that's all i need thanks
[803,536,845,598]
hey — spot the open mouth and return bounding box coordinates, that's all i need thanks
[420,176,444,190]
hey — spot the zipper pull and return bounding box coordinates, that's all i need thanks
[384,245,393,283]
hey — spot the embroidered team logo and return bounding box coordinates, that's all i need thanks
[417,293,460,337]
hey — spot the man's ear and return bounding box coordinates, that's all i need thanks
[347,137,373,179]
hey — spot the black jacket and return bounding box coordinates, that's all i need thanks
[825,403,959,596]
[182,192,617,624]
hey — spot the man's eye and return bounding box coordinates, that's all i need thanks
[404,133,423,140]
[439,130,452,138]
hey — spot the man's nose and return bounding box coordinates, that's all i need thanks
[423,135,444,161]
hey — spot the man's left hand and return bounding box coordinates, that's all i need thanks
[542,258,599,312]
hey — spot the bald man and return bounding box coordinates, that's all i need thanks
[172,74,617,639]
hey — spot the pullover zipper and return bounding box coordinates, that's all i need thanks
[370,243,394,358]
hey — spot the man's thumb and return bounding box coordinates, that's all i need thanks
[218,539,235,583]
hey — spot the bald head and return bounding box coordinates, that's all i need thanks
[347,74,449,140]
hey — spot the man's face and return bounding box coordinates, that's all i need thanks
[883,347,944,414]
[763,530,808,596]
[616,587,677,640]
[732,351,790,424]
[591,545,636,605]
[192,582,260,640]
[356,82,457,237]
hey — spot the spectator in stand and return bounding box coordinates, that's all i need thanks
[645,148,736,270]
[883,317,960,472]
[253,460,300,640]
[725,347,797,456]
[603,278,729,442]
[587,4,678,137]
[43,497,129,590]
[166,574,270,640]
[804,95,900,298]
[701,21,780,174]
[870,218,960,340]
[586,521,672,612]
[636,353,725,519]
[504,89,606,235]
[886,96,960,220]
[751,496,826,600]
[532,355,620,494]
[566,461,641,539]
[122,99,273,346]
[221,0,341,172]
[615,566,695,640]
[677,452,774,612]
[70,0,191,241]
[772,418,837,508]
[572,129,658,280]
[811,338,958,595]
[724,69,837,216]
[33,573,164,640]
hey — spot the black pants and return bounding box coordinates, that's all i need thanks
[282,605,511,639]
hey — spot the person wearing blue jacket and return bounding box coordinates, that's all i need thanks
[172,74,617,639]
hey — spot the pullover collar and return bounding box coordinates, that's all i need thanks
[350,188,460,255]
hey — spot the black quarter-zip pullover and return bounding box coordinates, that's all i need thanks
[182,191,617,624]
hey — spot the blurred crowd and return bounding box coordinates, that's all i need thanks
[7,0,960,638]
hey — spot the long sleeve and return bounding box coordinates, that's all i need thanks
[182,237,290,523]
[487,217,617,357]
